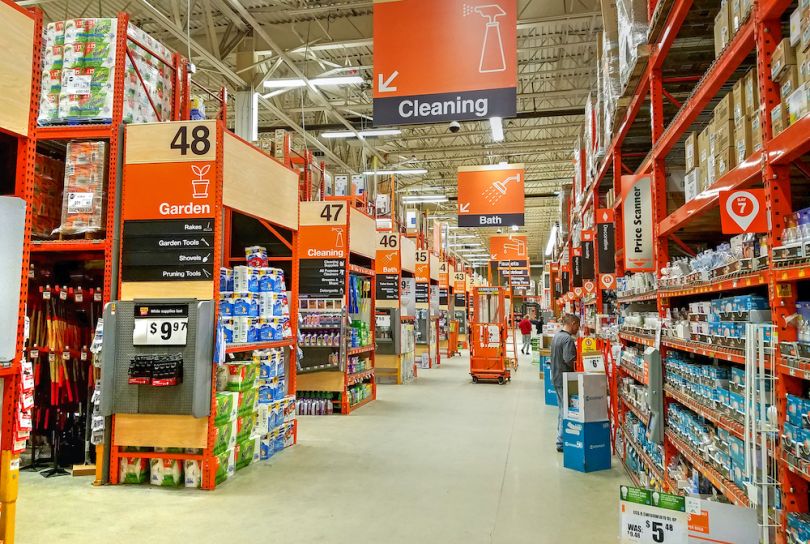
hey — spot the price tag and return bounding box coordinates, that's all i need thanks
[62,351,70,361]
[59,290,67,301]
[42,291,51,300]
[94,291,102,302]
[62,71,92,94]
[67,192,94,214]
[75,293,83,303]
[620,486,687,544]
[132,304,189,346]
[80,351,88,361]
[29,350,38,360]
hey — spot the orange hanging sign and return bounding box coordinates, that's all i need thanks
[123,161,217,220]
[719,189,768,234]
[457,164,525,227]
[415,250,430,283]
[489,234,528,261]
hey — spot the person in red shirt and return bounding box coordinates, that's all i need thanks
[518,315,533,355]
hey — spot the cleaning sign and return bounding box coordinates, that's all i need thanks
[373,0,517,125]
[458,164,524,227]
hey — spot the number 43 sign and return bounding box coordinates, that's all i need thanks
[620,486,688,544]
[720,189,768,234]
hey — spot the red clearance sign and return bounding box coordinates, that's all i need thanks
[458,164,524,227]
[373,0,517,125]
[720,189,768,234]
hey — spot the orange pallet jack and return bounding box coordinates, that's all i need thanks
[469,286,510,384]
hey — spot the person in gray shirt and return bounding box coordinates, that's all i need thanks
[550,314,580,451]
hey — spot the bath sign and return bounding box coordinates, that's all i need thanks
[457,164,525,227]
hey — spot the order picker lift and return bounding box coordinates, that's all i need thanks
[469,286,510,384]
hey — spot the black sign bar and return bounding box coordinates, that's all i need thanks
[134,304,189,318]
[497,260,528,269]
[454,293,466,309]
[415,282,429,304]
[572,255,582,288]
[561,271,570,294]
[376,273,400,301]
[299,259,346,297]
[582,241,595,280]
[121,265,214,282]
[597,222,616,274]
[439,288,448,306]
[123,218,214,236]
[122,248,214,268]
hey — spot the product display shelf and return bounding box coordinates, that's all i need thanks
[619,361,647,385]
[295,200,377,415]
[664,385,744,441]
[109,120,300,490]
[618,331,656,347]
[623,425,666,486]
[782,454,810,485]
[619,393,650,423]
[665,430,749,507]
[617,291,657,304]
[660,337,746,365]
[773,264,810,282]
[225,339,296,354]
[0,1,41,539]
[659,270,770,298]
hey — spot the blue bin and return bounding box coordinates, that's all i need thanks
[562,419,612,473]
[542,360,558,406]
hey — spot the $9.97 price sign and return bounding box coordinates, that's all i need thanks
[620,486,687,544]
[133,304,189,346]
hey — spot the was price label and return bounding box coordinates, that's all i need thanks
[132,304,189,346]
[620,486,687,544]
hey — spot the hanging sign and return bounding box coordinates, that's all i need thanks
[572,253,583,288]
[719,189,768,234]
[489,234,528,261]
[458,164,525,227]
[597,208,616,274]
[582,240,595,280]
[299,202,350,297]
[372,0,517,126]
[584,280,595,294]
[620,486,688,544]
[622,175,654,271]
[453,271,467,293]
[376,232,401,302]
[561,270,570,294]
[438,260,450,289]
[573,286,583,297]
[601,273,616,290]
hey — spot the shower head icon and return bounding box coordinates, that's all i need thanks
[491,174,520,195]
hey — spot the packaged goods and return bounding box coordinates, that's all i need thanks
[55,140,107,235]
[122,24,174,124]
[119,457,148,484]
[617,0,648,90]
[32,153,65,237]
[183,460,202,488]
[150,459,182,487]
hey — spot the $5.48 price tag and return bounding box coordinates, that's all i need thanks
[620,486,687,544]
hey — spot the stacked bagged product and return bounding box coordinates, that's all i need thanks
[616,0,648,91]
[664,295,772,348]
[255,348,296,460]
[37,18,176,125]
[56,140,107,235]
[784,392,810,472]
[119,446,200,486]
[31,153,65,237]
[659,234,769,288]
[219,246,292,345]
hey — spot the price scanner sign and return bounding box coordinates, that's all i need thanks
[133,304,189,346]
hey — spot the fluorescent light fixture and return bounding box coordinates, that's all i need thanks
[511,225,519,232]
[321,129,402,139]
[401,195,448,204]
[490,117,504,142]
[364,169,428,176]
[545,223,558,257]
[452,234,478,239]
[263,76,364,89]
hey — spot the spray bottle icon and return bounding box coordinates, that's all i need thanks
[464,3,507,73]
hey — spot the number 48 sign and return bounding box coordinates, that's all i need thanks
[620,486,688,544]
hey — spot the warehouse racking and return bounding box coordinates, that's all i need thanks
[550,0,810,538]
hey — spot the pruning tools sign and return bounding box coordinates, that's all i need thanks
[621,175,654,272]
[457,164,525,227]
[373,0,517,125]
[719,189,768,234]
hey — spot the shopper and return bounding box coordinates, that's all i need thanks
[519,314,533,354]
[550,314,580,452]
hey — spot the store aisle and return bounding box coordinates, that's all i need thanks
[16,350,625,544]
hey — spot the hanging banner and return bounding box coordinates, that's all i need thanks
[597,208,616,274]
[719,189,768,234]
[600,273,616,290]
[453,271,467,293]
[375,232,401,302]
[622,175,654,272]
[561,270,570,294]
[619,486,687,544]
[372,0,517,126]
[415,250,430,305]
[572,253,582,288]
[489,234,528,261]
[458,164,525,227]
[438,260,450,289]
[582,240,595,280]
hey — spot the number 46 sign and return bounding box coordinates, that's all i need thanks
[620,486,687,544]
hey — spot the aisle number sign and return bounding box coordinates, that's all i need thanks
[621,175,654,272]
[620,486,687,544]
[372,0,517,126]
[458,164,525,227]
[453,272,466,293]
[438,261,450,289]
[415,250,430,283]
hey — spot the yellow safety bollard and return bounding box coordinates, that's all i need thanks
[0,450,21,544]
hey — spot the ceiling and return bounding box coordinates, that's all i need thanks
[19,0,602,265]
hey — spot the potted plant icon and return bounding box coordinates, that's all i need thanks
[191,164,211,199]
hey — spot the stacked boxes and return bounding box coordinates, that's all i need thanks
[562,372,611,473]
[57,140,107,235]
[616,0,648,91]
[684,133,700,202]
[712,93,736,180]
[784,393,810,467]
[714,0,751,57]
[32,153,65,237]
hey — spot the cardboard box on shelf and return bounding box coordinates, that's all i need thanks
[684,168,700,202]
[732,78,746,122]
[714,119,735,152]
[698,126,711,167]
[562,372,608,423]
[714,2,732,57]
[731,0,751,31]
[772,38,797,83]
[700,159,710,191]
[733,116,752,165]
[744,68,759,114]
[685,132,699,171]
[772,102,788,135]
[791,7,802,47]
[715,146,736,179]
[781,66,801,101]
[751,114,762,151]
[715,92,734,121]
[788,83,810,125]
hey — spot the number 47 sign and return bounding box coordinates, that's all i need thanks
[620,486,688,544]
[720,189,768,234]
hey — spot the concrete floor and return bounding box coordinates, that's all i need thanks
[16,349,626,543]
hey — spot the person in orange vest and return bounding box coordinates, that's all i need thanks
[518,314,533,355]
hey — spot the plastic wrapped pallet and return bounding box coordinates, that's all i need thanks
[38,22,65,125]
[123,24,175,123]
[58,19,117,123]
[32,153,65,237]
[600,32,621,147]
[617,0,648,91]
[55,140,107,235]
